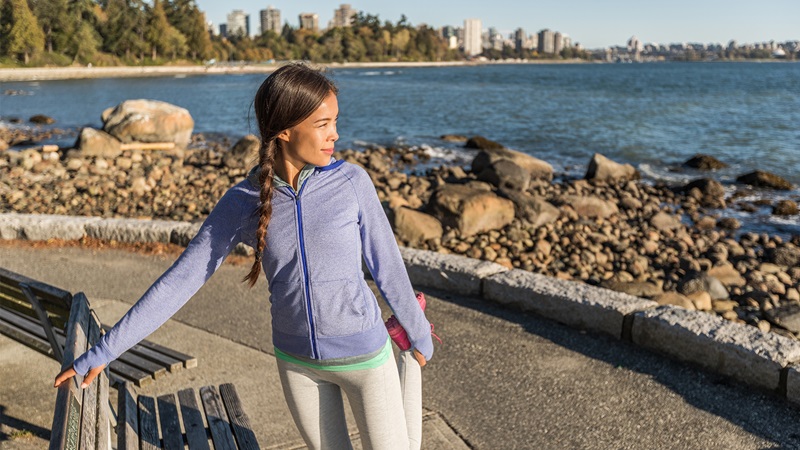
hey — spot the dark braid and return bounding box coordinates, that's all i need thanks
[242,139,276,287]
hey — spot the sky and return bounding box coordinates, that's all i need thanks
[195,0,800,49]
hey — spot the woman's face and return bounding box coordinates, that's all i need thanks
[277,91,339,168]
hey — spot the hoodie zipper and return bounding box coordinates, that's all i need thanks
[290,176,319,359]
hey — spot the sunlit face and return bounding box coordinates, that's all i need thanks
[277,91,339,169]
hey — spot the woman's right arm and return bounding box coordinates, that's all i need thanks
[63,187,250,382]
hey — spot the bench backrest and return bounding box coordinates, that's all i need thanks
[50,292,112,450]
[0,267,72,362]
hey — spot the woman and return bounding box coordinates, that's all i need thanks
[55,63,436,450]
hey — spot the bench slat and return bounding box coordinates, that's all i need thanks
[200,386,237,450]
[103,324,195,369]
[138,395,161,450]
[118,383,139,450]
[157,394,184,450]
[178,389,210,450]
[219,384,260,450]
[0,267,72,305]
[109,360,154,387]
[0,313,55,356]
[50,292,90,450]
[96,368,111,450]
[80,320,102,449]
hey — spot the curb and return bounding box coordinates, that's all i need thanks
[4,212,800,404]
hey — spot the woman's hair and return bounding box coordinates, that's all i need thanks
[243,63,338,287]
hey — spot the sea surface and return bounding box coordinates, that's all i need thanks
[1,62,799,236]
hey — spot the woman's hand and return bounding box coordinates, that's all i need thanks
[54,364,106,389]
[413,349,426,367]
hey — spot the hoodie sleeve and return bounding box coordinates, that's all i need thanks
[72,187,248,376]
[350,166,434,361]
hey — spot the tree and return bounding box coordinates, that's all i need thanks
[145,0,170,59]
[102,0,146,59]
[164,26,187,59]
[1,0,46,64]
[30,0,70,53]
[164,0,211,60]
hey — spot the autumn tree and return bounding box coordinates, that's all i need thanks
[1,0,46,64]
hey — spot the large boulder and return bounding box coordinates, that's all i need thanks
[223,134,260,169]
[392,207,443,245]
[585,153,639,183]
[428,184,515,237]
[736,170,793,190]
[102,99,194,148]
[498,189,560,227]
[476,158,531,192]
[74,127,122,158]
[471,147,553,181]
[684,154,728,170]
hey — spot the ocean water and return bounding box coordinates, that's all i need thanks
[2,62,799,235]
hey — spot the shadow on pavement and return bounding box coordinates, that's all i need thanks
[426,287,800,450]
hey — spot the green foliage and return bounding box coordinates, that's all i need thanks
[1,0,46,64]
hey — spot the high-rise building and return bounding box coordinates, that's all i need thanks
[554,32,564,54]
[442,25,455,39]
[463,19,482,56]
[227,10,248,37]
[332,4,357,28]
[260,6,281,35]
[514,28,527,52]
[538,29,555,54]
[219,23,227,38]
[299,13,319,32]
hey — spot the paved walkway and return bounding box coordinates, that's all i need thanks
[2,245,800,449]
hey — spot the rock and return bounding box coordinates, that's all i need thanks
[708,264,746,287]
[0,139,7,152]
[367,153,390,173]
[655,292,696,310]
[584,153,639,183]
[766,245,800,267]
[773,200,798,216]
[440,134,467,142]
[428,184,515,238]
[476,158,530,191]
[736,170,793,191]
[765,303,800,333]
[695,216,717,230]
[558,195,619,219]
[223,134,259,169]
[29,114,55,125]
[601,281,663,298]
[650,211,682,232]
[75,127,122,158]
[684,154,728,170]
[465,135,503,150]
[687,291,713,311]
[681,178,726,208]
[66,158,84,171]
[392,207,443,245]
[677,271,729,300]
[712,299,738,313]
[717,217,741,230]
[102,99,194,148]
[471,147,553,181]
[498,190,560,228]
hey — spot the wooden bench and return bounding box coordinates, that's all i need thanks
[51,292,261,449]
[0,267,197,386]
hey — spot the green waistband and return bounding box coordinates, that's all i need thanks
[274,339,392,372]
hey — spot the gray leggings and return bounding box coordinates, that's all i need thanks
[276,350,422,450]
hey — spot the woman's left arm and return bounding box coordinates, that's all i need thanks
[351,167,434,361]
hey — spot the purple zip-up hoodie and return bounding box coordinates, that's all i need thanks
[73,158,434,376]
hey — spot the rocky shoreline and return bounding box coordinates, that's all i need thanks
[2,115,800,341]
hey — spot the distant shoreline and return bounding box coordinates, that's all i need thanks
[0,59,590,82]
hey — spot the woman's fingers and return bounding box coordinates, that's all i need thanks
[53,366,77,388]
[81,365,106,389]
[54,364,106,389]
[413,349,427,367]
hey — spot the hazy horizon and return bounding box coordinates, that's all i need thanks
[195,0,799,49]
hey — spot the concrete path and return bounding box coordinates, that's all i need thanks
[1,245,800,449]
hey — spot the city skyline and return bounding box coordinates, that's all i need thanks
[195,0,799,49]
